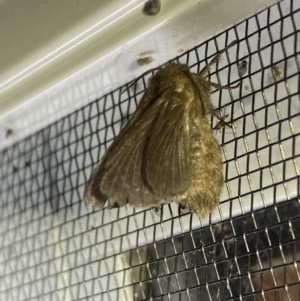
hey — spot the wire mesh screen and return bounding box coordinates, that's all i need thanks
[1,0,300,300]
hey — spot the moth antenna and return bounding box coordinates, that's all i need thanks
[199,40,239,76]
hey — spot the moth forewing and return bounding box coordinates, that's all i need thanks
[143,96,191,196]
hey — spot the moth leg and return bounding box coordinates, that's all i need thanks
[213,114,232,132]
[212,112,232,129]
[202,79,240,121]
[213,106,238,131]
[199,40,238,76]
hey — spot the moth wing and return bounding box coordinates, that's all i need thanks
[93,95,167,208]
[85,89,191,208]
[145,91,191,197]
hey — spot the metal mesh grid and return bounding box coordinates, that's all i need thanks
[1,0,300,300]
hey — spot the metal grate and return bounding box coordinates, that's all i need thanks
[1,0,300,300]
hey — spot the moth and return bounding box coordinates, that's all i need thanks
[84,41,240,217]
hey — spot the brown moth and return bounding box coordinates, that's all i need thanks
[84,41,240,217]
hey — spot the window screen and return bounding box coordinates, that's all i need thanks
[1,0,300,300]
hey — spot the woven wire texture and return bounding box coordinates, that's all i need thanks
[1,0,300,300]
